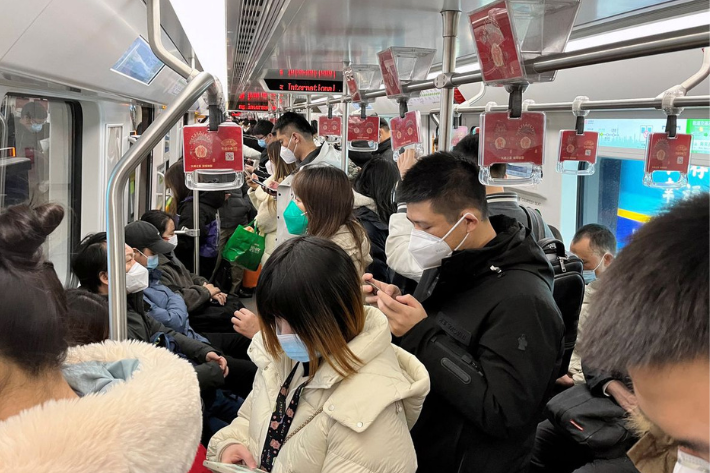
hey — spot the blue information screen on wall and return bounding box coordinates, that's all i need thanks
[111,37,165,85]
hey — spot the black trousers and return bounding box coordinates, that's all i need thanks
[189,295,245,333]
[203,331,256,399]
[529,420,640,473]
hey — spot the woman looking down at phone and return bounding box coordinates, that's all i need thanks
[207,236,429,473]
[246,141,296,266]
[289,165,373,274]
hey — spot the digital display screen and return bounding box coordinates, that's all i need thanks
[111,37,165,85]
[260,69,343,94]
[236,103,269,111]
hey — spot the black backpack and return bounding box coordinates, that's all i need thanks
[538,238,586,378]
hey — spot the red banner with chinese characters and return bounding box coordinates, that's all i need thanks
[347,116,379,142]
[644,133,693,173]
[183,124,244,173]
[469,1,524,84]
[558,130,599,164]
[480,112,545,166]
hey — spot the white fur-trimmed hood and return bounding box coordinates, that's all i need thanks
[0,340,202,473]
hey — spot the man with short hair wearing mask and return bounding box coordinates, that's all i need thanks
[363,152,564,473]
[272,112,340,245]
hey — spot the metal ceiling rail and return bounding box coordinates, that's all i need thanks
[286,25,709,110]
[452,95,710,114]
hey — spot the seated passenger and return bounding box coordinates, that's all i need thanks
[579,194,710,472]
[125,219,256,397]
[64,289,110,346]
[564,224,617,386]
[0,203,202,472]
[290,165,372,274]
[386,136,554,282]
[141,209,245,334]
[71,233,232,394]
[352,156,400,283]
[207,236,430,472]
[164,159,225,279]
[246,141,296,265]
[364,152,564,473]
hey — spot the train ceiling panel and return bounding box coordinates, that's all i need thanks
[226,0,698,104]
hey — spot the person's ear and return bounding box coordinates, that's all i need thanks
[462,212,480,233]
[99,271,109,286]
[603,252,614,266]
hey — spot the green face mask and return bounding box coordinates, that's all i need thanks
[284,200,308,235]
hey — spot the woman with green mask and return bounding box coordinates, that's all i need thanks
[285,165,372,275]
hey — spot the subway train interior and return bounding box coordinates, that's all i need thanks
[0,0,709,472]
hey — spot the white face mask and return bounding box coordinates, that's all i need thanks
[674,450,710,473]
[280,136,298,164]
[125,261,149,294]
[166,234,178,250]
[408,213,472,270]
[265,160,274,176]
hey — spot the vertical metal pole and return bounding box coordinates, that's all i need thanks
[193,190,200,275]
[439,0,462,152]
[306,96,311,122]
[341,101,350,172]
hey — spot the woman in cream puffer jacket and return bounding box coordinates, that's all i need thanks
[208,306,429,473]
[247,175,279,265]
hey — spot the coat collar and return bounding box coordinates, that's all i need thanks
[248,307,430,433]
[0,341,202,472]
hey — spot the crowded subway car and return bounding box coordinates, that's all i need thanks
[0,0,709,472]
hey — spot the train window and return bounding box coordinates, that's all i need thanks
[0,96,81,284]
[578,157,709,250]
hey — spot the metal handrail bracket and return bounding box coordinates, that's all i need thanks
[106,71,216,340]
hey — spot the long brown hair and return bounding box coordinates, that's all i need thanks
[164,160,190,215]
[292,165,366,259]
[268,141,296,182]
[256,236,364,378]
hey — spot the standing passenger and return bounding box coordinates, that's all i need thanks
[352,157,400,282]
[164,159,225,279]
[364,152,564,473]
[290,165,372,275]
[578,194,709,471]
[207,236,429,472]
[0,204,202,472]
[273,112,341,245]
[348,117,393,167]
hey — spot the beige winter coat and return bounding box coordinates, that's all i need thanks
[0,340,202,473]
[207,307,430,473]
[329,224,373,275]
[568,280,600,383]
[248,176,279,264]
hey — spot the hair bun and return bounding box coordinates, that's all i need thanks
[0,203,65,264]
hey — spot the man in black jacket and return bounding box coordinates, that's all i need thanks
[365,152,564,473]
[348,117,393,166]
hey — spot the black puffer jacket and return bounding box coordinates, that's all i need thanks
[219,182,256,231]
[348,138,393,167]
[401,216,564,473]
[125,292,224,391]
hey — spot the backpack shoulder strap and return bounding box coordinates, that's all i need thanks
[521,206,546,242]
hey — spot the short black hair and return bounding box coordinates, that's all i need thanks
[572,223,617,256]
[252,119,274,137]
[273,112,313,139]
[64,289,109,346]
[398,151,489,223]
[72,233,108,294]
[579,194,709,371]
[379,117,390,131]
[452,133,478,162]
[141,210,173,236]
[21,101,48,121]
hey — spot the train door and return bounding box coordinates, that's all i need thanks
[0,95,82,284]
[128,105,154,222]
